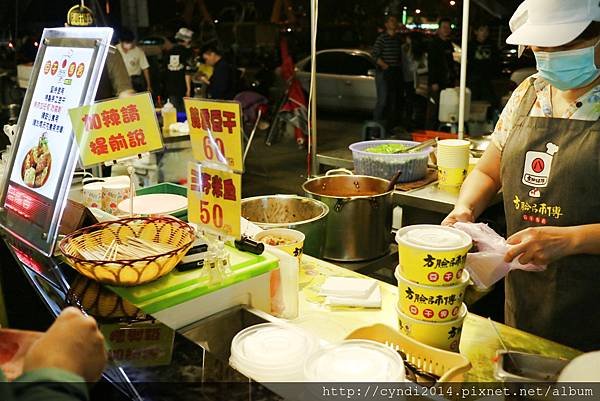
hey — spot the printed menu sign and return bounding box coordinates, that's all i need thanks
[184,98,244,172]
[187,162,241,239]
[69,93,163,167]
[9,46,95,200]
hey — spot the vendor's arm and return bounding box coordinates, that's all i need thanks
[9,369,89,401]
[505,224,600,265]
[442,144,502,226]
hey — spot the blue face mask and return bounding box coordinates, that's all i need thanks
[534,40,600,91]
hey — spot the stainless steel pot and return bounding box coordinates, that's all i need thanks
[241,195,329,257]
[302,169,393,261]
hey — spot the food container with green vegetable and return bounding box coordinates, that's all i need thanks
[349,140,432,182]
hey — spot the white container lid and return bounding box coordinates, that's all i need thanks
[405,227,465,248]
[304,340,405,382]
[230,323,318,381]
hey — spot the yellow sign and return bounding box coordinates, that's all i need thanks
[184,98,243,172]
[101,321,175,368]
[187,163,241,239]
[69,93,163,167]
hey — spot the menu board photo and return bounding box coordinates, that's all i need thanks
[0,27,113,256]
[9,46,95,200]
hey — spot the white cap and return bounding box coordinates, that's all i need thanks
[507,0,600,47]
[175,27,194,42]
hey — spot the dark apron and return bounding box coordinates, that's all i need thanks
[501,79,600,351]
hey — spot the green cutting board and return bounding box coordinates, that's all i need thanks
[109,245,279,314]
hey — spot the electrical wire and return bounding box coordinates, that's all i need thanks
[307,0,318,177]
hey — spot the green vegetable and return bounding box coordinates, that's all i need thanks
[365,144,408,154]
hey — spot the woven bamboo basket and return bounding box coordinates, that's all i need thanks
[59,216,195,286]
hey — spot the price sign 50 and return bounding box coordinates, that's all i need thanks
[184,98,244,172]
[187,163,241,239]
[198,200,224,228]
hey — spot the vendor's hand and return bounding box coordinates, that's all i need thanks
[185,89,191,98]
[23,307,107,383]
[200,76,210,85]
[504,226,574,266]
[441,205,474,227]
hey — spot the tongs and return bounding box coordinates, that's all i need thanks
[403,137,438,153]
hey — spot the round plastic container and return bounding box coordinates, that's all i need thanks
[395,265,469,322]
[304,340,405,382]
[349,140,432,182]
[396,225,472,285]
[230,323,318,382]
[396,303,467,352]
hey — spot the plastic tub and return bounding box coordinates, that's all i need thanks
[304,340,405,382]
[396,225,472,285]
[396,303,467,352]
[395,266,469,322]
[229,323,318,382]
[349,140,432,182]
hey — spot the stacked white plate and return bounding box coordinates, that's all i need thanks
[230,323,318,382]
[304,340,406,382]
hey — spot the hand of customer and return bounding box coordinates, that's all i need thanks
[431,83,440,92]
[441,205,474,227]
[23,307,107,382]
[504,226,574,266]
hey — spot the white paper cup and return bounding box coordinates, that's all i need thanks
[101,183,131,215]
[437,139,470,169]
[82,182,103,209]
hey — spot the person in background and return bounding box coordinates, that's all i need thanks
[0,308,107,401]
[165,27,194,111]
[66,4,133,100]
[372,14,404,135]
[200,43,236,100]
[467,22,499,109]
[401,31,427,131]
[443,0,600,351]
[117,28,152,93]
[427,17,457,128]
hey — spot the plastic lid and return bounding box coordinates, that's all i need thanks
[405,227,464,248]
[231,323,317,371]
[304,340,405,382]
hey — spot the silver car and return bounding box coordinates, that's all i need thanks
[295,49,377,112]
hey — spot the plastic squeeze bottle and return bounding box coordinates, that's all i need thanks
[161,98,177,133]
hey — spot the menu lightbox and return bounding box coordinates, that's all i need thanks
[0,27,113,256]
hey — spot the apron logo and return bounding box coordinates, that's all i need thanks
[521,142,559,198]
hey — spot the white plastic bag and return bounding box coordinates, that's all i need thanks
[453,222,546,288]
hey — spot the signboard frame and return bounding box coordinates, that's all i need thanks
[0,27,113,256]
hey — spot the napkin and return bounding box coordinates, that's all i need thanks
[326,285,382,308]
[319,277,378,298]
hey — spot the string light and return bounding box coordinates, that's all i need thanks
[415,9,421,14]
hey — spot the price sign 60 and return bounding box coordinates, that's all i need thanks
[203,136,225,161]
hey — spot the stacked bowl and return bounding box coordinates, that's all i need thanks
[394,225,472,352]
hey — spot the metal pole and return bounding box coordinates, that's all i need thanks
[457,0,470,139]
[309,0,318,176]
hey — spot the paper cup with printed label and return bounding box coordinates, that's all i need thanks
[395,224,472,285]
[395,265,469,322]
[254,228,305,261]
[82,182,103,209]
[396,303,467,352]
[438,165,468,188]
[101,183,131,215]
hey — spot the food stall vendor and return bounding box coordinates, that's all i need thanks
[443,0,600,351]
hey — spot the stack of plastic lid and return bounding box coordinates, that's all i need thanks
[304,340,405,382]
[230,323,319,382]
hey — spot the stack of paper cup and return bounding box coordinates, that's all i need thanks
[82,182,103,209]
[437,139,470,189]
[394,224,473,352]
[101,183,131,215]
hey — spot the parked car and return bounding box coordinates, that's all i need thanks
[295,49,377,112]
